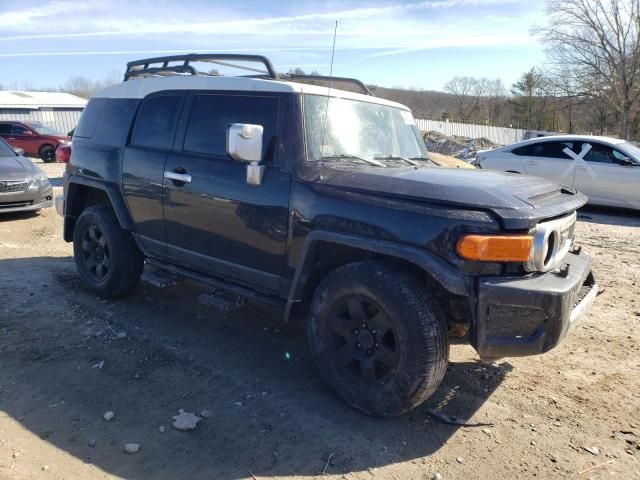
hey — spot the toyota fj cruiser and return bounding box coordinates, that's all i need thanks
[56,54,598,417]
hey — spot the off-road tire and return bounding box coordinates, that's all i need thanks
[73,205,143,298]
[39,144,56,163]
[308,261,449,417]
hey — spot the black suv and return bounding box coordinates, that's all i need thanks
[57,54,598,417]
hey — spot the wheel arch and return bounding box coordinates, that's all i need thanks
[63,177,134,242]
[284,230,474,327]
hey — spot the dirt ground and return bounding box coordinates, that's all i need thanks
[1,161,639,480]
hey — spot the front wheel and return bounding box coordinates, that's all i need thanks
[308,261,449,417]
[73,205,143,298]
[39,144,56,163]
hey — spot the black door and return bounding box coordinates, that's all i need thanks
[163,92,291,295]
[122,92,184,257]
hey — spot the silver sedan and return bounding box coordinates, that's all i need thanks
[476,135,640,210]
[0,138,53,213]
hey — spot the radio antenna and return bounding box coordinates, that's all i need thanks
[320,20,338,157]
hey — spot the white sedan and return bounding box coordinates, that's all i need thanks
[476,135,640,210]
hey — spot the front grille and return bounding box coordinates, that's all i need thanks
[0,182,27,193]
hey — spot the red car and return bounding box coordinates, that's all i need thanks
[0,121,69,163]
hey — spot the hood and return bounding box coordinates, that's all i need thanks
[318,166,587,229]
[0,155,38,181]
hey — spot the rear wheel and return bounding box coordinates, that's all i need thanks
[39,144,56,163]
[73,205,143,298]
[308,261,449,417]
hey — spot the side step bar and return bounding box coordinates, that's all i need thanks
[144,257,285,309]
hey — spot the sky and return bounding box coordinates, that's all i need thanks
[0,0,548,92]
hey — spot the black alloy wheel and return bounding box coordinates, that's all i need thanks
[80,224,111,281]
[40,145,56,163]
[324,295,400,385]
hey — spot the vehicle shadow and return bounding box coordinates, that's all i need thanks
[0,210,40,223]
[0,256,511,479]
[577,205,640,227]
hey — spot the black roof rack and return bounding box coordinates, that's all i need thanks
[285,74,373,96]
[123,53,373,96]
[124,54,278,81]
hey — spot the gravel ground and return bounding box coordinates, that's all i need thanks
[0,160,639,480]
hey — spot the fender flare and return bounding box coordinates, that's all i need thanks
[64,176,134,241]
[283,230,473,321]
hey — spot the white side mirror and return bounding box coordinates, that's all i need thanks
[227,123,263,163]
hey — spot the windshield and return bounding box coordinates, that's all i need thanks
[0,139,17,157]
[303,94,428,164]
[618,141,640,164]
[27,122,63,136]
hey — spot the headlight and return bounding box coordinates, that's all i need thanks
[525,212,576,272]
[28,172,48,190]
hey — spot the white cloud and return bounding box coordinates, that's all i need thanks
[0,0,543,62]
[0,0,530,41]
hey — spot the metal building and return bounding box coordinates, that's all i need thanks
[0,91,87,134]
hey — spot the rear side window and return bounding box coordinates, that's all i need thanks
[75,98,108,138]
[513,141,573,159]
[132,95,182,149]
[0,124,10,134]
[183,94,279,159]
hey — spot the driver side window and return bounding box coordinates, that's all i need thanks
[11,124,28,135]
[582,143,615,164]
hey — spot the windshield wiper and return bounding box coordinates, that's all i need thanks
[374,155,421,166]
[320,154,386,167]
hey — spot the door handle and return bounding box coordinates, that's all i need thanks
[526,160,537,165]
[164,170,192,184]
[8,137,15,140]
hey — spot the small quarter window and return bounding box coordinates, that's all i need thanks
[132,95,182,149]
[75,98,108,139]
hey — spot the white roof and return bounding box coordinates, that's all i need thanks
[508,134,625,148]
[0,91,88,110]
[93,76,410,110]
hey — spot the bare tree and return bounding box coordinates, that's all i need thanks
[60,70,121,98]
[537,0,640,139]
[482,79,507,125]
[443,76,487,122]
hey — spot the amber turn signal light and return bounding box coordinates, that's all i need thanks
[456,234,533,262]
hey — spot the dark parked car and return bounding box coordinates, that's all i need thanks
[56,54,598,417]
[0,138,53,213]
[0,121,69,163]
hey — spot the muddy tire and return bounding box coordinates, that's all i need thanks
[73,205,143,298]
[308,261,449,417]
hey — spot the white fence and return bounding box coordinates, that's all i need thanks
[415,118,556,146]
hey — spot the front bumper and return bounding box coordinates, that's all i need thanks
[0,184,53,214]
[475,249,597,358]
